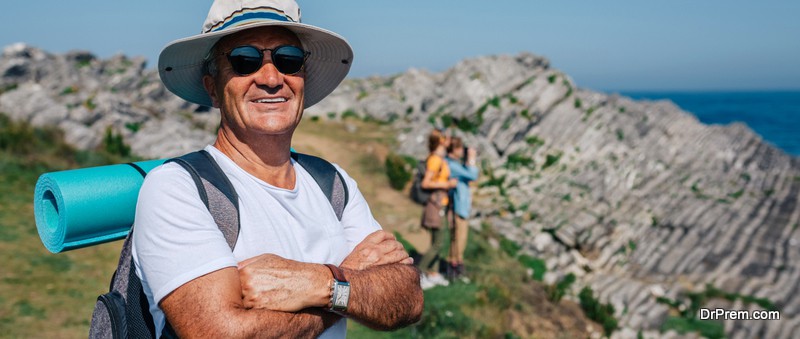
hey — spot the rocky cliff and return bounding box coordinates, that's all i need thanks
[0,43,217,158]
[3,44,798,338]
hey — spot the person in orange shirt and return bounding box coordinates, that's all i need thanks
[418,129,458,288]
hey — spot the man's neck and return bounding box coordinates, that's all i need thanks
[213,127,296,189]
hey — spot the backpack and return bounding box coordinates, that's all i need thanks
[88,150,349,339]
[409,156,441,205]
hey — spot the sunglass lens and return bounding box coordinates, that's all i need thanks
[228,46,263,75]
[272,46,306,74]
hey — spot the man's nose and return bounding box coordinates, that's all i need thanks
[253,59,284,89]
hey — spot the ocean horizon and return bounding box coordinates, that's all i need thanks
[617,90,800,157]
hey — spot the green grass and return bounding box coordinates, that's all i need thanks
[542,152,562,170]
[124,122,141,133]
[60,86,79,96]
[579,286,618,336]
[384,152,415,190]
[349,223,601,338]
[520,109,532,120]
[341,109,358,119]
[103,126,131,157]
[548,273,575,302]
[0,113,141,337]
[525,135,545,148]
[505,151,535,170]
[728,189,744,199]
[518,255,547,281]
[84,97,97,111]
[1,83,18,94]
[660,316,724,339]
[499,237,521,257]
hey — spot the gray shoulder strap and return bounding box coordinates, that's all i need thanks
[167,151,240,250]
[291,152,349,221]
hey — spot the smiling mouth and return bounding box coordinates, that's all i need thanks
[253,98,288,104]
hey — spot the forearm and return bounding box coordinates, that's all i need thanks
[166,297,340,338]
[465,165,479,181]
[421,180,449,190]
[161,266,340,338]
[341,263,423,330]
[224,308,339,338]
[449,163,479,181]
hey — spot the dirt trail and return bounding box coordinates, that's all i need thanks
[293,120,431,253]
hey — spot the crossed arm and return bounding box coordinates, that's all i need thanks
[160,231,423,338]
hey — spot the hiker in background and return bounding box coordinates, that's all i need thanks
[131,0,422,337]
[445,137,479,280]
[418,129,458,288]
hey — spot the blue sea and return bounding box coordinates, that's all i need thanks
[619,91,800,157]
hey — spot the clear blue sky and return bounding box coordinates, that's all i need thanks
[1,0,798,92]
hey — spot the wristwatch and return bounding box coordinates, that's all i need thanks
[324,264,350,312]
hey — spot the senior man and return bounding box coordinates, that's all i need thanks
[131,0,423,337]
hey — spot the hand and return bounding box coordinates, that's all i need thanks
[341,230,413,271]
[238,254,330,312]
[448,178,458,188]
[467,148,477,163]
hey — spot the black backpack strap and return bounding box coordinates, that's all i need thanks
[291,152,349,221]
[167,150,240,250]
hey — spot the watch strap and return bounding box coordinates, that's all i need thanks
[324,264,347,282]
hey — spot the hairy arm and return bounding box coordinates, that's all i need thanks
[338,231,423,330]
[341,263,423,330]
[237,231,423,331]
[160,266,340,338]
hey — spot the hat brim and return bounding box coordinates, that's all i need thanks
[158,22,353,108]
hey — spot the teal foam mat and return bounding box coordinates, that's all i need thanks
[33,159,167,253]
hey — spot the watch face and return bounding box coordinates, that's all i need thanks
[335,284,350,308]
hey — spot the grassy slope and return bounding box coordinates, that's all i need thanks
[0,116,599,338]
[0,115,138,337]
[292,119,600,338]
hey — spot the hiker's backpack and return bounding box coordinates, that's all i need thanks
[410,157,442,205]
[88,150,349,339]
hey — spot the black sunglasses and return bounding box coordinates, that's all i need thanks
[224,45,310,76]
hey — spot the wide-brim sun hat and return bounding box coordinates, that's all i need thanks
[158,0,353,108]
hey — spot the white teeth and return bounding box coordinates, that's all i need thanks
[255,98,286,103]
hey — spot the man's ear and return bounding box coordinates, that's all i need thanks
[202,75,220,108]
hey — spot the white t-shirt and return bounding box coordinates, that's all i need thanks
[132,145,381,338]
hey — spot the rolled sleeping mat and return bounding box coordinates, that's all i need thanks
[33,159,167,253]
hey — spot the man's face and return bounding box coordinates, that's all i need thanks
[204,26,305,139]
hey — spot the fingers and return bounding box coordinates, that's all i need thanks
[342,231,412,270]
[237,255,262,269]
[365,240,410,267]
[237,253,282,269]
[360,230,395,245]
[380,247,412,266]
